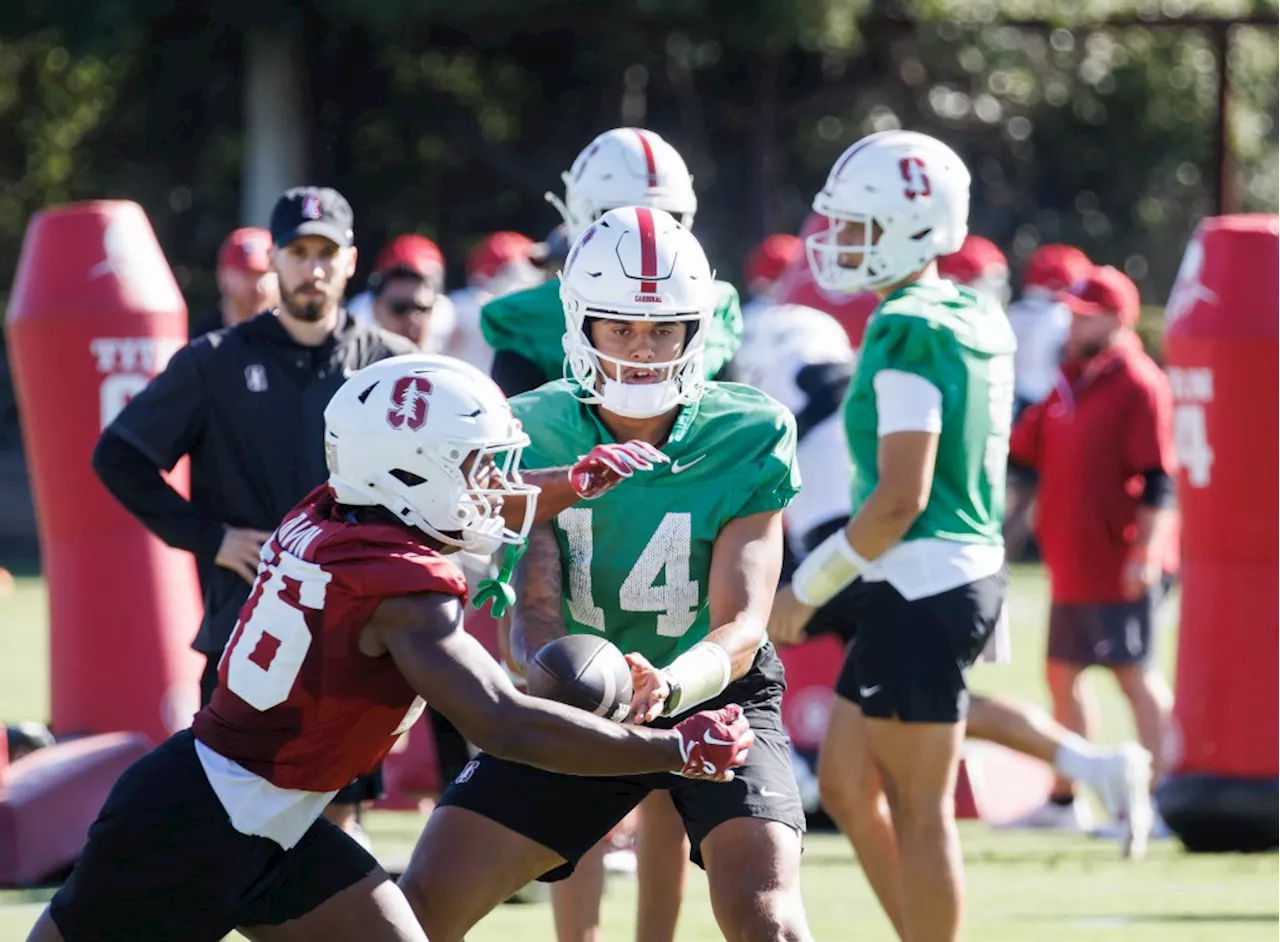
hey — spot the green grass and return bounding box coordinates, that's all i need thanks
[1,566,1276,941]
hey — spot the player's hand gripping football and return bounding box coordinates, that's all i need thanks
[568,441,669,500]
[623,651,670,724]
[673,704,754,782]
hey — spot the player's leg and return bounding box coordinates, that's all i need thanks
[863,716,966,942]
[398,755,647,942]
[817,693,906,940]
[968,694,1153,852]
[40,731,278,942]
[702,819,810,942]
[856,572,1005,942]
[240,869,424,942]
[550,841,606,942]
[1045,602,1103,807]
[634,790,688,942]
[1096,590,1174,784]
[673,718,812,942]
[23,911,63,942]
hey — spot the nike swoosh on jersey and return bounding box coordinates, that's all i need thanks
[859,685,882,698]
[670,455,707,474]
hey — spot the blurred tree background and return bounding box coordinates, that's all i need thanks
[0,0,1275,311]
[0,0,1274,558]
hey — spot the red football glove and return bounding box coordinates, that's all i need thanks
[568,440,669,500]
[673,704,755,781]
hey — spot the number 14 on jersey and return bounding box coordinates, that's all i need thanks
[557,508,700,638]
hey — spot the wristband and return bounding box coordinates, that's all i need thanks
[791,528,867,608]
[660,642,732,717]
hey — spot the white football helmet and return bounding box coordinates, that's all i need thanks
[548,128,697,241]
[323,354,538,555]
[807,130,970,294]
[560,206,715,418]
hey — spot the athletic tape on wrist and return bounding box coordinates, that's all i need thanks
[791,529,867,608]
[661,642,732,717]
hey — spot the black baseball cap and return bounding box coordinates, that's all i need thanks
[269,186,355,249]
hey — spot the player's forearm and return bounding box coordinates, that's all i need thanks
[495,695,684,774]
[703,620,766,682]
[509,524,566,672]
[519,469,582,524]
[844,484,923,561]
[1132,505,1174,553]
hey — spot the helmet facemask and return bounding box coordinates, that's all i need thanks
[563,310,707,419]
[805,213,932,294]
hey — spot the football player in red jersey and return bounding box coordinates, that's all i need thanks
[27,355,754,942]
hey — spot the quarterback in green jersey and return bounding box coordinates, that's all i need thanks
[401,207,815,942]
[481,127,743,398]
[768,130,1014,942]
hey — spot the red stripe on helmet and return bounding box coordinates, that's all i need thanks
[633,129,659,188]
[635,206,658,294]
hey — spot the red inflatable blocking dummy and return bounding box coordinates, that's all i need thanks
[6,201,205,745]
[1158,213,1279,851]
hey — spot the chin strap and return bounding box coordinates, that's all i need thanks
[471,539,529,618]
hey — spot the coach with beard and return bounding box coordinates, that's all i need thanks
[93,186,414,840]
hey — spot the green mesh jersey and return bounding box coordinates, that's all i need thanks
[512,381,799,668]
[845,280,1016,545]
[481,278,744,384]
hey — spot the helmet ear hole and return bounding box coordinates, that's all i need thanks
[389,469,427,487]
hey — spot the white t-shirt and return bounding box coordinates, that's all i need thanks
[1008,291,1071,404]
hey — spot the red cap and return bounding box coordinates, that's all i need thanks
[467,231,536,282]
[373,234,445,278]
[936,234,1007,285]
[1060,265,1141,326]
[746,234,803,289]
[1023,243,1092,292]
[217,227,273,273]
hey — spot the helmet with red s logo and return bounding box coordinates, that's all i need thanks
[807,130,970,294]
[323,355,537,554]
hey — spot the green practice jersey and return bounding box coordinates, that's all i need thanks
[511,381,800,668]
[845,279,1016,545]
[482,278,744,385]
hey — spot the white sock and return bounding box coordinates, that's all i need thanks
[1053,734,1105,788]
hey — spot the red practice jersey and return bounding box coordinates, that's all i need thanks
[192,485,468,791]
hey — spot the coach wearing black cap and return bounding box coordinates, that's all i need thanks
[93,186,414,841]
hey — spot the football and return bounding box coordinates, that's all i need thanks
[527,634,634,723]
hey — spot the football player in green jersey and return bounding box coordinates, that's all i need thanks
[400,207,815,942]
[481,127,743,399]
[767,131,1012,942]
[480,126,743,942]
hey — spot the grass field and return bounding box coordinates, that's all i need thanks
[0,566,1276,941]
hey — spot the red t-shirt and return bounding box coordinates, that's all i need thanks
[192,485,468,791]
[1009,338,1177,604]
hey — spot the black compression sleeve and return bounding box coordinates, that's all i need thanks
[1139,468,1174,508]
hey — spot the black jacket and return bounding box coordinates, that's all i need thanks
[93,309,414,654]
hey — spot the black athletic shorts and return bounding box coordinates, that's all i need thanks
[49,730,379,942]
[833,569,1008,723]
[437,644,806,881]
[1047,580,1172,668]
